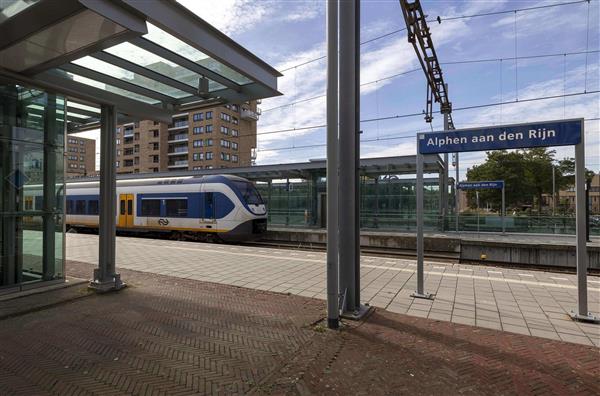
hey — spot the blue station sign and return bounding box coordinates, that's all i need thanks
[458,181,504,190]
[418,119,583,154]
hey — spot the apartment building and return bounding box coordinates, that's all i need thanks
[66,136,96,177]
[115,101,258,174]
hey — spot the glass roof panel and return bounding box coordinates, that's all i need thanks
[72,56,191,99]
[67,101,100,114]
[0,0,39,22]
[144,23,252,85]
[55,69,159,104]
[103,42,226,92]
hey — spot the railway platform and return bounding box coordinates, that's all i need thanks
[264,227,600,269]
[66,233,600,346]
[0,240,598,395]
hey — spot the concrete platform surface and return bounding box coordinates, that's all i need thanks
[66,234,600,347]
[1,261,598,395]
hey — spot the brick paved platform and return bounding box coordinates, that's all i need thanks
[67,234,600,346]
[0,261,598,395]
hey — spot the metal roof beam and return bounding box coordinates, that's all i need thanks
[129,37,241,92]
[122,0,281,88]
[90,51,200,97]
[60,63,176,104]
[27,70,173,122]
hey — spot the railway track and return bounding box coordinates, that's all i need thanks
[240,239,599,275]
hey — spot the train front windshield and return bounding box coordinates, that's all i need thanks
[232,181,264,205]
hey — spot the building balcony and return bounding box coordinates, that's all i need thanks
[168,123,189,131]
[168,160,188,168]
[168,148,189,156]
[168,134,189,143]
[241,108,259,121]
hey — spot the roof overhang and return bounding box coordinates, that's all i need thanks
[0,0,281,128]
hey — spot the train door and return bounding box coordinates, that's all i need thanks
[203,192,216,223]
[118,193,134,228]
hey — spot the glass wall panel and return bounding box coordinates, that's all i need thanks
[0,85,65,290]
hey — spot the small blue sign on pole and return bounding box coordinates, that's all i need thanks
[458,181,504,190]
[418,119,583,154]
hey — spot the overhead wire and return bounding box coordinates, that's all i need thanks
[262,50,599,113]
[277,0,588,73]
[254,91,600,151]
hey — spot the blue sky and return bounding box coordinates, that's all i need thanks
[79,0,600,176]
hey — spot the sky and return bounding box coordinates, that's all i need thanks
[76,0,600,178]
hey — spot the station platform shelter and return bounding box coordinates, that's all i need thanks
[0,0,281,294]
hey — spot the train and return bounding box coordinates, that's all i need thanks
[24,175,268,242]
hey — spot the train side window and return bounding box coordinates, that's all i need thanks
[141,199,161,217]
[165,199,187,217]
[120,199,126,215]
[127,199,133,215]
[88,200,99,215]
[75,200,86,215]
[66,199,74,214]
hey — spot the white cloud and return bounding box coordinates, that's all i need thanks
[176,0,272,36]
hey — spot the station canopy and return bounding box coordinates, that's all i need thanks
[0,0,282,132]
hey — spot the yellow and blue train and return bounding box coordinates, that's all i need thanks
[56,174,267,241]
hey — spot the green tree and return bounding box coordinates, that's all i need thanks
[464,148,583,212]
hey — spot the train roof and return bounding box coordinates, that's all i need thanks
[66,174,250,189]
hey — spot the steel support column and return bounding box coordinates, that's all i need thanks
[90,104,125,292]
[570,129,598,323]
[326,0,339,329]
[42,93,57,280]
[338,0,368,318]
[442,113,449,231]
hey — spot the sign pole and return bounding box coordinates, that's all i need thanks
[412,135,434,300]
[501,185,505,235]
[455,153,459,233]
[570,126,599,323]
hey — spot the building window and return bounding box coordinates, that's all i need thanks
[205,124,213,133]
[193,112,203,121]
[79,147,86,153]
[232,117,238,125]
[153,167,159,172]
[232,142,238,150]
[231,129,238,137]
[206,165,213,169]
[220,112,231,122]
[231,104,239,112]
[134,157,139,165]
[79,164,85,169]
[220,126,229,135]
[152,155,159,163]
[116,161,120,168]
[134,144,139,153]
[117,149,121,156]
[193,166,202,170]
[206,111,212,120]
[79,140,85,145]
[124,159,133,167]
[116,139,121,145]
[220,152,230,161]
[134,132,140,141]
[151,129,159,138]
[193,140,203,148]
[79,156,84,161]
[232,154,238,163]
[124,148,133,156]
[193,152,204,161]
[206,152,213,160]
[220,139,230,148]
[193,126,204,134]
[205,138,213,147]
[152,142,159,150]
